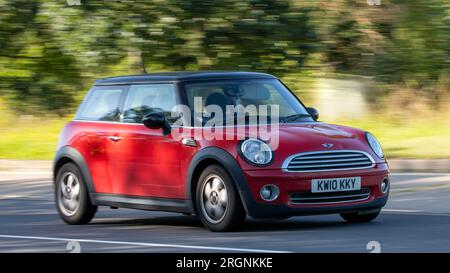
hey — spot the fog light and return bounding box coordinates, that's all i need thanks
[260,184,279,202]
[381,178,389,194]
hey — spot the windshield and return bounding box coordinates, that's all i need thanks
[183,79,313,126]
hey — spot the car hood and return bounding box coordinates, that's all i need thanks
[275,122,358,149]
[257,122,383,167]
[241,122,382,168]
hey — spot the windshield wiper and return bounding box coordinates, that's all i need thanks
[280,114,311,123]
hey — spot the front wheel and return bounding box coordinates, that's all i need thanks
[196,165,246,231]
[55,163,97,224]
[340,210,380,223]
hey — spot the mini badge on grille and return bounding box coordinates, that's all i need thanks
[322,143,334,148]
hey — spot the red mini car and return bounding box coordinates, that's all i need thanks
[54,71,389,231]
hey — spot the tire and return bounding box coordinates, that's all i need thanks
[55,162,97,224]
[196,165,246,231]
[340,210,380,223]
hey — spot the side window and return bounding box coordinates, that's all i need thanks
[122,84,178,124]
[76,87,124,121]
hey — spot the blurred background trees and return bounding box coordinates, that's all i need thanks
[1,0,448,115]
[0,0,449,159]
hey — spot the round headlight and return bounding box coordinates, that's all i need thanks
[366,132,384,159]
[240,139,273,165]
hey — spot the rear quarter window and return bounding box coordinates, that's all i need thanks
[76,86,127,121]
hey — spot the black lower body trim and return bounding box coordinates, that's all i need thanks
[91,193,194,214]
[240,191,388,218]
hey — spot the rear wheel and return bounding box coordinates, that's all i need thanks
[196,165,246,231]
[340,210,380,223]
[55,163,97,224]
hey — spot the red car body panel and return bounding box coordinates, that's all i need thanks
[59,121,184,198]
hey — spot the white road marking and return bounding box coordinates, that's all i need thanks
[390,197,435,202]
[0,234,290,253]
[0,171,52,175]
[391,173,450,176]
[382,209,450,217]
[382,209,422,213]
[0,195,30,199]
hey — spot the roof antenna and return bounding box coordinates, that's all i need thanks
[141,50,147,74]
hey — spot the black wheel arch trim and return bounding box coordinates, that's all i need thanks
[186,147,252,213]
[53,146,95,195]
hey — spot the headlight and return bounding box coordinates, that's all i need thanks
[366,132,384,159]
[239,139,273,165]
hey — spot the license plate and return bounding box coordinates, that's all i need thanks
[311,177,361,193]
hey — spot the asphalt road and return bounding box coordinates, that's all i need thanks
[1,171,450,253]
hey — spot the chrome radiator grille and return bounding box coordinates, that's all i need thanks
[282,150,375,172]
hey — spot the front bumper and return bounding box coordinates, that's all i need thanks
[241,192,388,218]
[239,163,390,218]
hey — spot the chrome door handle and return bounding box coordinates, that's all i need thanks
[107,136,122,142]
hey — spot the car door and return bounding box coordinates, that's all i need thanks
[106,83,184,198]
[74,85,128,194]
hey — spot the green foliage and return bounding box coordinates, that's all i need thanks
[372,0,450,94]
[0,0,449,114]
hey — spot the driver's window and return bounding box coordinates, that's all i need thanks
[122,84,177,124]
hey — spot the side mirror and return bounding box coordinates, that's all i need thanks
[143,112,171,135]
[306,107,319,120]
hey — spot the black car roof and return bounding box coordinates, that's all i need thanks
[95,71,277,85]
